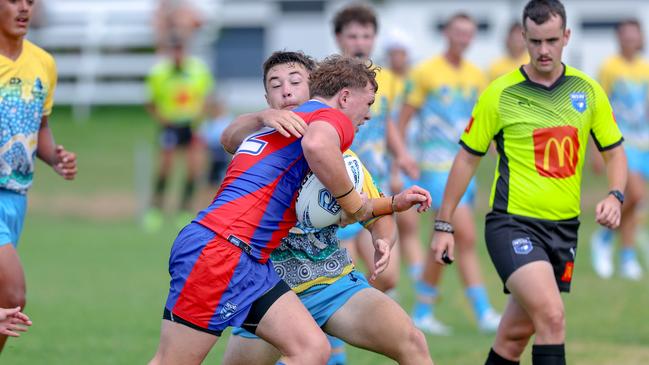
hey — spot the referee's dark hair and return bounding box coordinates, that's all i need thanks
[522,0,567,30]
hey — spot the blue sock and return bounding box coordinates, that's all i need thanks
[465,285,491,320]
[408,264,423,280]
[413,280,437,319]
[326,335,346,365]
[601,228,614,244]
[620,247,637,263]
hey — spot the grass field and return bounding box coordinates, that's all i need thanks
[3,106,649,364]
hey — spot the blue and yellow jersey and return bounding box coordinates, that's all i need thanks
[598,55,649,150]
[146,57,213,124]
[272,150,385,293]
[0,40,57,194]
[487,53,529,81]
[460,65,623,220]
[406,55,487,171]
[349,67,397,190]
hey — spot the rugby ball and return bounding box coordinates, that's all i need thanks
[296,154,364,228]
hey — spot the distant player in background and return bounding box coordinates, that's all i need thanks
[432,1,627,363]
[487,22,529,81]
[0,0,77,353]
[591,18,648,281]
[382,28,426,282]
[332,3,418,298]
[143,36,213,232]
[220,51,433,365]
[398,12,501,335]
[198,97,232,189]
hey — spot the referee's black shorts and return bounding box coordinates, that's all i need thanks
[484,211,580,294]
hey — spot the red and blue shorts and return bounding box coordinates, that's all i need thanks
[164,222,288,336]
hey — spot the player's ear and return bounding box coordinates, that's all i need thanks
[264,93,270,106]
[339,89,350,107]
[563,28,571,46]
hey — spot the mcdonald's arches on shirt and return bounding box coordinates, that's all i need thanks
[533,126,580,179]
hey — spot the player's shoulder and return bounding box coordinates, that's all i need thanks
[482,68,525,98]
[23,40,55,67]
[565,64,601,88]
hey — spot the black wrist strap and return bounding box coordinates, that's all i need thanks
[334,186,355,200]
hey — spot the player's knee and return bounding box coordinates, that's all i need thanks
[290,331,330,364]
[393,326,430,363]
[455,231,476,251]
[0,285,26,309]
[373,274,398,292]
[536,307,565,335]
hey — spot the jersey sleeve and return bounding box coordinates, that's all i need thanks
[459,86,501,155]
[359,163,384,228]
[312,108,355,151]
[405,65,428,108]
[42,53,57,116]
[590,81,624,151]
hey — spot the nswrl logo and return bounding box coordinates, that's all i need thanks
[570,92,587,113]
[512,237,533,255]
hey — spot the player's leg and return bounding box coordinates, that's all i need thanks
[0,245,26,352]
[397,207,424,280]
[506,261,566,363]
[149,319,220,365]
[144,127,176,231]
[452,204,501,332]
[324,287,432,365]
[222,330,281,365]
[618,171,645,280]
[180,128,202,216]
[353,228,400,293]
[486,296,535,364]
[254,289,330,365]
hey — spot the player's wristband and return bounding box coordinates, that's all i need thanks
[334,186,355,199]
[434,219,454,234]
[371,196,395,217]
[337,189,363,215]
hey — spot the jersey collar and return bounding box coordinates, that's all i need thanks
[519,63,567,91]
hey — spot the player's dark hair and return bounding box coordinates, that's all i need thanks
[262,51,317,90]
[309,55,378,98]
[332,3,378,35]
[445,12,475,29]
[616,18,642,33]
[522,0,566,30]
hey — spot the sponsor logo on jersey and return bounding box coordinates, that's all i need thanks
[318,188,341,215]
[533,126,580,178]
[219,301,238,320]
[512,237,533,255]
[570,92,587,113]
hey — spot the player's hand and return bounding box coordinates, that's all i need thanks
[397,152,420,180]
[0,306,32,337]
[53,145,77,180]
[431,231,455,265]
[595,194,622,229]
[393,185,431,213]
[260,109,307,138]
[369,238,390,282]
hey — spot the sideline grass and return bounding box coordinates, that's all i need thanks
[3,106,648,364]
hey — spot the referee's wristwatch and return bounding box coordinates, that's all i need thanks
[609,190,625,205]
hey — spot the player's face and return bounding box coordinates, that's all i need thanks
[336,22,376,60]
[264,62,310,110]
[524,15,570,75]
[445,18,476,56]
[341,82,375,131]
[0,0,34,39]
[618,24,643,56]
[388,48,408,74]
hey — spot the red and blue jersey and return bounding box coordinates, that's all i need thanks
[195,100,354,263]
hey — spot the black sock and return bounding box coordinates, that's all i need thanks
[181,179,195,211]
[485,348,519,365]
[532,344,565,365]
[153,175,168,208]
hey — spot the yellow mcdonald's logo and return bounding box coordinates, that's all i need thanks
[543,136,575,170]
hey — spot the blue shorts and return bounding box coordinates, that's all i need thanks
[626,146,649,180]
[336,222,364,241]
[402,170,476,210]
[232,271,371,339]
[0,189,27,247]
[164,222,282,335]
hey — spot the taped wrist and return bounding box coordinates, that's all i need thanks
[336,189,363,215]
[371,197,395,217]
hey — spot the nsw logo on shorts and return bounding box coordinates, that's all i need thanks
[512,237,533,255]
[219,301,238,320]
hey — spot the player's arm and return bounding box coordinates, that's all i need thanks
[36,116,77,180]
[145,102,170,127]
[365,215,397,282]
[386,118,419,179]
[595,145,627,229]
[220,109,306,154]
[432,148,481,264]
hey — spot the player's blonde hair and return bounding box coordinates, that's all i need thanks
[309,55,378,98]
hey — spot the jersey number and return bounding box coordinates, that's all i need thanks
[237,129,275,156]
